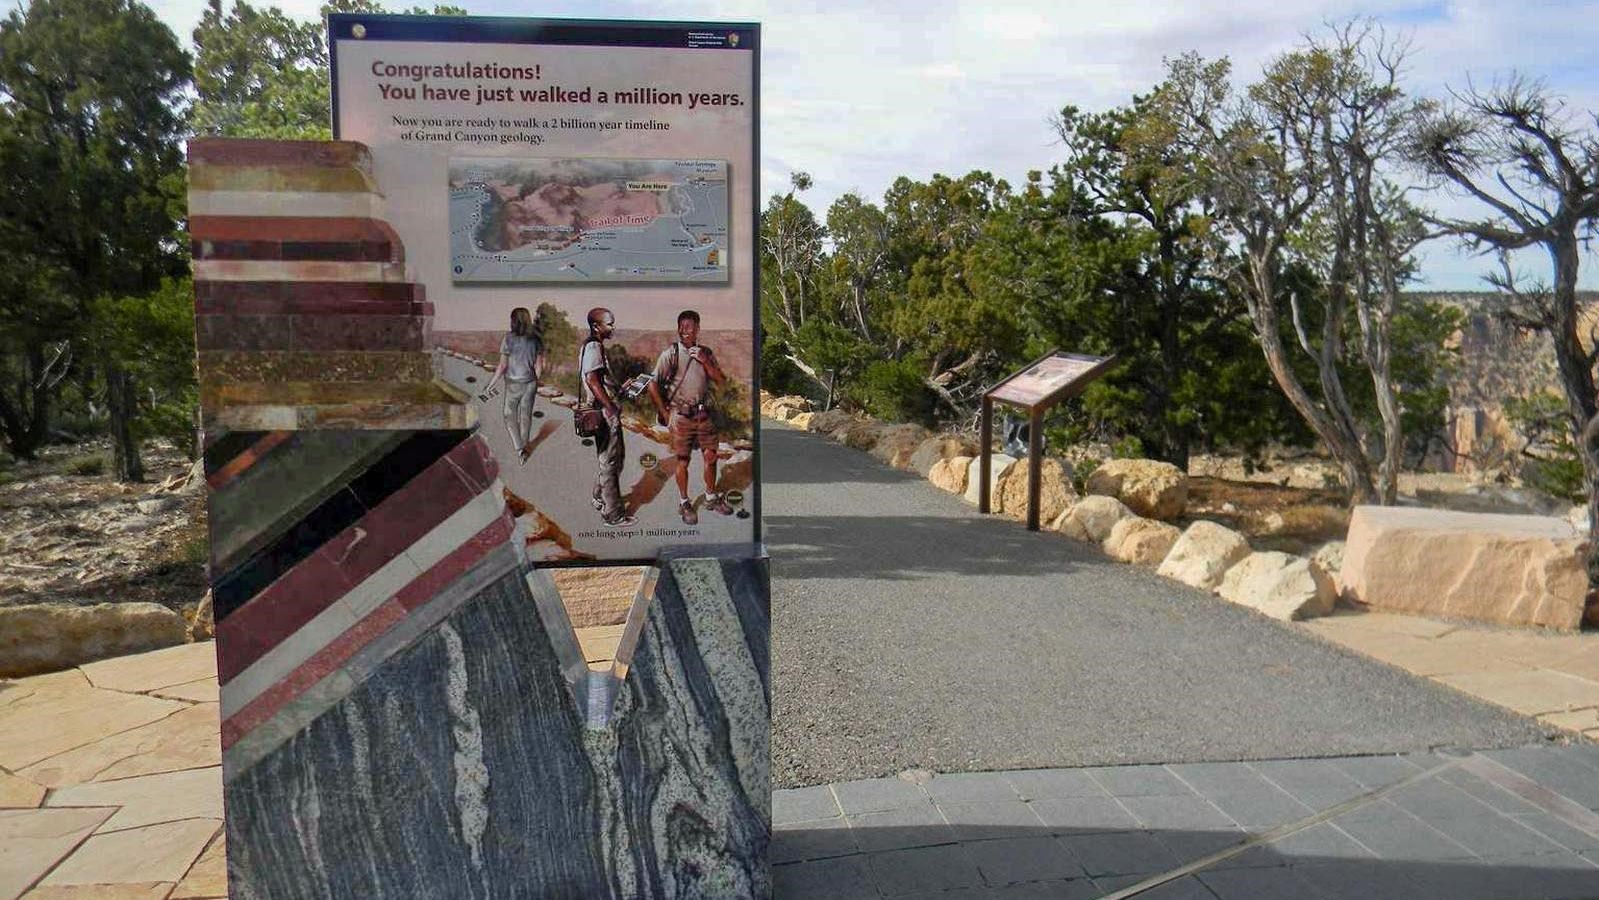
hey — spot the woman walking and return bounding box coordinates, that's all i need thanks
[484,306,546,465]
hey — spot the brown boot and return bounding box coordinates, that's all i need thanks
[706,492,735,516]
[679,498,698,525]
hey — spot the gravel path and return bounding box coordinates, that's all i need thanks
[765,424,1554,789]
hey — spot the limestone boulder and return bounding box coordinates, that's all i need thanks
[1085,459,1188,520]
[909,434,981,477]
[0,603,188,678]
[1058,495,1134,543]
[1103,517,1182,567]
[789,411,815,430]
[1218,552,1336,621]
[929,456,971,495]
[1311,541,1345,591]
[806,409,854,436]
[870,424,934,470]
[997,458,1078,524]
[1341,505,1589,630]
[963,454,1017,506]
[1157,520,1252,590]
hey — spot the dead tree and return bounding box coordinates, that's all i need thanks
[1413,76,1599,581]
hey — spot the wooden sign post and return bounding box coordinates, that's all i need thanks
[979,350,1117,531]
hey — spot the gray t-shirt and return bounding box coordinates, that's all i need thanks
[579,339,616,406]
[500,333,542,382]
[653,342,709,407]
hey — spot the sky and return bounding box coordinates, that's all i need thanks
[146,0,1599,290]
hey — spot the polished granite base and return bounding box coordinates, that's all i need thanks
[223,555,770,899]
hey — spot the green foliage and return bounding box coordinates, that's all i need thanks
[708,379,752,439]
[1506,392,1587,502]
[849,358,938,426]
[0,0,191,479]
[65,453,107,477]
[533,302,578,372]
[90,278,200,458]
[192,0,467,139]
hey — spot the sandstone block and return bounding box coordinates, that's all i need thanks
[1157,520,1251,590]
[1086,458,1188,520]
[789,411,815,430]
[1219,552,1336,621]
[1104,517,1182,567]
[1341,506,1589,630]
[1058,495,1134,542]
[909,434,980,477]
[963,454,1017,506]
[929,456,971,494]
[870,424,934,470]
[998,458,1078,524]
[0,603,187,678]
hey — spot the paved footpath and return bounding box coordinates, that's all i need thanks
[764,424,1553,788]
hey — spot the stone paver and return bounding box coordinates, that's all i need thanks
[78,645,218,696]
[1304,609,1599,737]
[46,768,223,833]
[36,819,220,888]
[0,808,113,900]
[0,772,45,810]
[19,706,219,789]
[167,834,225,900]
[0,671,187,772]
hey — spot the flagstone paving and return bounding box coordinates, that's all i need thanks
[1304,611,1599,742]
[0,643,223,900]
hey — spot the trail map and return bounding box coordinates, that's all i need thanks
[449,157,729,283]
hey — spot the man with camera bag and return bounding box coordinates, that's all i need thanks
[578,307,635,527]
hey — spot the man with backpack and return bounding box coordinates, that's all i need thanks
[648,309,732,526]
[579,306,635,527]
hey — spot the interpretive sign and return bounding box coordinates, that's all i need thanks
[333,15,760,565]
[980,350,1116,530]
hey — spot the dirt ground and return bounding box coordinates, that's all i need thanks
[0,441,207,616]
[1185,476,1351,555]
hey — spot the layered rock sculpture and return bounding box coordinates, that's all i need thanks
[1157,520,1252,590]
[1085,459,1188,520]
[1341,505,1588,630]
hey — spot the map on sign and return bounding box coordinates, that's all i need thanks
[448,157,729,283]
[988,353,1106,407]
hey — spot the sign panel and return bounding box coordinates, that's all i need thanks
[987,352,1110,408]
[332,15,759,564]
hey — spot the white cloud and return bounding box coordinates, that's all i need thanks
[142,0,1599,287]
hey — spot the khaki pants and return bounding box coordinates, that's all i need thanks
[502,379,536,450]
[592,413,625,522]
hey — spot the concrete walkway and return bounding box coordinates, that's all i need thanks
[773,748,1599,899]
